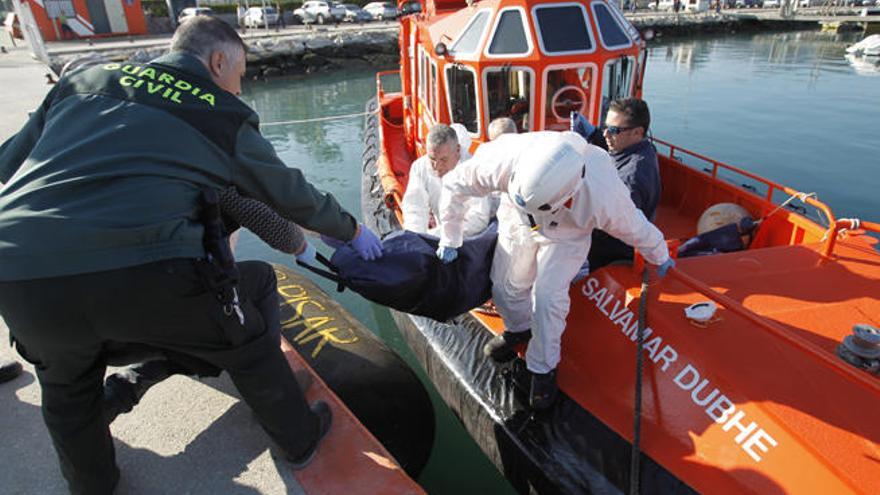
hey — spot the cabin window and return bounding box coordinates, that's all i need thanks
[409,31,416,91]
[543,65,595,131]
[600,56,636,122]
[446,65,480,134]
[532,4,594,55]
[430,61,438,119]
[484,67,532,133]
[451,10,491,56]
[487,9,530,56]
[418,49,427,103]
[426,54,433,114]
[591,3,631,50]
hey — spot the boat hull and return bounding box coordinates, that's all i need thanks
[275,263,435,479]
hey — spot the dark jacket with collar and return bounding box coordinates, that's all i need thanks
[589,138,661,268]
[0,52,356,281]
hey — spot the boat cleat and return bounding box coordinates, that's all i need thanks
[837,324,880,375]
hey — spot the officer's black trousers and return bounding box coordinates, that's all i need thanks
[0,259,318,495]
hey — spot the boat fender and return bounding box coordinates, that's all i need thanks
[837,324,880,375]
[684,301,718,325]
[274,265,436,477]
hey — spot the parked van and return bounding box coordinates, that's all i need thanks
[178,7,213,24]
[293,1,346,24]
[243,7,279,28]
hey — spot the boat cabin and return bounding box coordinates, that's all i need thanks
[393,0,645,155]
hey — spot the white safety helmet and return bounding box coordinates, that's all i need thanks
[508,133,586,215]
[450,123,472,161]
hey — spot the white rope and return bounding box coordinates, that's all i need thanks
[259,111,370,127]
[761,191,817,222]
[835,218,862,241]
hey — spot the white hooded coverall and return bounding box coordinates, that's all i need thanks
[438,132,670,374]
[401,124,494,237]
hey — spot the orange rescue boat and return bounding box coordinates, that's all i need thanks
[360,1,880,493]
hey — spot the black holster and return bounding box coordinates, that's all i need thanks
[199,187,243,321]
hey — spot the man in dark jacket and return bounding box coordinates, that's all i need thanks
[588,98,662,269]
[0,16,382,494]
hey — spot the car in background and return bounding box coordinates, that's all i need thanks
[763,0,780,7]
[363,2,398,20]
[294,1,346,24]
[735,0,762,7]
[400,1,422,15]
[339,4,372,22]
[797,0,821,6]
[243,6,279,27]
[177,7,214,24]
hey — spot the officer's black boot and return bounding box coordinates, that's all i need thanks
[529,368,558,411]
[103,360,185,424]
[483,329,532,363]
[0,359,22,384]
[289,401,333,470]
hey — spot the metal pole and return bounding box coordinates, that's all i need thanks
[629,268,650,495]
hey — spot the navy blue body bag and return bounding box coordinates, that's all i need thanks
[677,217,758,258]
[300,225,497,322]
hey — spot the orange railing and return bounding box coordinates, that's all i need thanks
[376,70,399,100]
[653,138,835,221]
[649,137,865,258]
[824,219,880,257]
[373,70,406,221]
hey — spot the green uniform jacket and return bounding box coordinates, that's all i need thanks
[0,52,357,281]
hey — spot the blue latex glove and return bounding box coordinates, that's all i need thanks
[436,246,458,264]
[571,261,590,285]
[294,241,317,266]
[320,234,345,249]
[657,258,676,278]
[570,111,596,140]
[351,223,383,261]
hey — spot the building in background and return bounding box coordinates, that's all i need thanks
[13,0,147,41]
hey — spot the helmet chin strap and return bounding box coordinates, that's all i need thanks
[527,213,539,231]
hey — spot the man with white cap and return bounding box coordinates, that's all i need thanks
[402,123,493,237]
[435,131,674,410]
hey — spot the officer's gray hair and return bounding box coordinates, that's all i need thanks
[426,124,458,151]
[170,16,247,67]
[488,117,517,140]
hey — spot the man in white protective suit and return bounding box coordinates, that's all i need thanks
[435,131,675,410]
[401,124,493,237]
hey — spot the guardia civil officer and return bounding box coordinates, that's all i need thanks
[0,17,382,494]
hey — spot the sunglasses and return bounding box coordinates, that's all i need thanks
[603,125,634,136]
